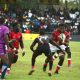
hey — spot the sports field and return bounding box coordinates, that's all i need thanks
[6,40,80,80]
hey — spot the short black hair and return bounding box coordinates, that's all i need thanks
[12,22,18,28]
[39,29,45,35]
[58,23,65,27]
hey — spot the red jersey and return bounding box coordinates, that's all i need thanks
[66,31,71,38]
[52,30,69,45]
[9,31,22,49]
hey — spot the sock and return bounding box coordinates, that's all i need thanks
[1,64,8,79]
[55,65,61,72]
[68,59,71,67]
[43,63,47,67]
[7,68,10,71]
[48,69,52,73]
[32,66,35,70]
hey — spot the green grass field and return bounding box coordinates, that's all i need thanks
[6,40,80,80]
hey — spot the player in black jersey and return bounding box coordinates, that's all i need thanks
[28,30,65,76]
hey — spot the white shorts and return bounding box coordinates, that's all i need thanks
[49,43,66,53]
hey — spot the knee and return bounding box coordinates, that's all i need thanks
[48,56,53,62]
[12,54,18,64]
[58,55,65,66]
[59,55,65,61]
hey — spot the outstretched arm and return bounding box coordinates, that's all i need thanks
[19,36,25,56]
[4,33,9,50]
[30,38,38,52]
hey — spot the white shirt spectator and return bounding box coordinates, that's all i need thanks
[28,10,33,18]
[69,13,77,19]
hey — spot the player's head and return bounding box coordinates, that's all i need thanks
[65,24,71,32]
[58,24,66,33]
[13,22,20,32]
[0,15,5,24]
[39,29,45,35]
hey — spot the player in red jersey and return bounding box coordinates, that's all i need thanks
[6,23,25,74]
[43,24,69,74]
[51,25,72,67]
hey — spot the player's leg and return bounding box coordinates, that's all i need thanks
[54,51,65,74]
[44,45,54,76]
[6,49,18,75]
[29,45,43,75]
[0,54,9,79]
[6,52,15,75]
[31,53,39,70]
[43,58,49,72]
[66,46,71,67]
[48,55,53,76]
[28,52,40,75]
[0,60,3,75]
[43,44,60,72]
[43,52,55,72]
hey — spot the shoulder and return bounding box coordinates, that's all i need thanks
[2,25,9,30]
[52,30,60,35]
[18,32,22,35]
[64,31,69,35]
[33,37,39,43]
[1,25,9,33]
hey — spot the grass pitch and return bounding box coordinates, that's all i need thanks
[6,40,80,80]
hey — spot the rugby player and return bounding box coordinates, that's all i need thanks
[43,24,69,74]
[28,30,65,76]
[0,15,9,80]
[6,22,25,74]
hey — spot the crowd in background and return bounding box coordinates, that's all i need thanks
[0,7,80,34]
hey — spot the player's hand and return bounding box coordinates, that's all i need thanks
[22,51,25,57]
[13,48,18,54]
[22,49,25,57]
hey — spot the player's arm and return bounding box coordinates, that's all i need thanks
[8,33,16,50]
[64,35,70,46]
[19,36,24,49]
[8,41,14,49]
[19,36,25,56]
[4,33,9,49]
[49,38,65,54]
[30,38,38,52]
[52,32,56,40]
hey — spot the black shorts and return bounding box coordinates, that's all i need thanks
[35,44,52,57]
